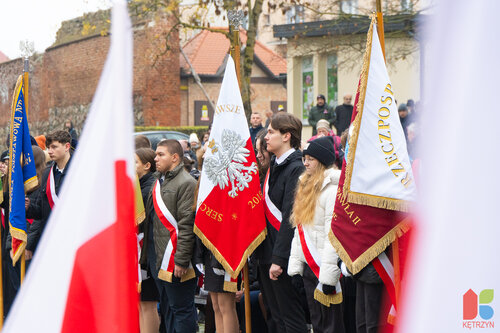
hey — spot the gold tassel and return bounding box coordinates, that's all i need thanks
[314,289,343,307]
[135,211,146,225]
[11,241,26,266]
[328,218,410,275]
[194,224,267,279]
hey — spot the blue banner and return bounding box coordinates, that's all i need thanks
[9,75,37,263]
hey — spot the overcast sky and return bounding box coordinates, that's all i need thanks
[0,0,112,59]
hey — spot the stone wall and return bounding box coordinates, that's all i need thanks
[0,12,181,149]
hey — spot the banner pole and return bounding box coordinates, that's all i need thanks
[376,0,386,61]
[228,9,251,333]
[376,0,401,308]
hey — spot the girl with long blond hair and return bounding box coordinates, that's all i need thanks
[288,136,345,333]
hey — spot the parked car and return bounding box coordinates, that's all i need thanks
[134,131,189,150]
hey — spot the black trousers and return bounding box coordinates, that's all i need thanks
[302,265,345,333]
[259,263,308,333]
[355,280,389,333]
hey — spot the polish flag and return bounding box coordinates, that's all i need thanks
[3,1,139,332]
[398,1,500,331]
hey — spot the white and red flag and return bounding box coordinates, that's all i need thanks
[398,1,500,331]
[4,1,139,331]
[195,56,266,280]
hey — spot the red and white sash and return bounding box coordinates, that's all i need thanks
[263,169,282,231]
[297,224,342,306]
[372,252,397,324]
[152,180,195,283]
[46,165,59,209]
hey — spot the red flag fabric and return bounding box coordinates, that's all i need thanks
[195,56,266,278]
[3,1,139,331]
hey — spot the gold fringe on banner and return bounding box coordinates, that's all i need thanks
[347,191,412,213]
[314,289,343,307]
[158,267,196,283]
[24,175,38,193]
[135,212,145,226]
[342,15,375,202]
[223,280,238,293]
[10,227,27,266]
[194,224,267,279]
[328,217,411,275]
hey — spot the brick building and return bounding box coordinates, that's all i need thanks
[180,29,287,126]
[0,10,180,141]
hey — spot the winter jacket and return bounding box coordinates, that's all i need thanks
[333,104,354,135]
[146,163,197,270]
[26,160,71,247]
[138,172,155,267]
[308,104,336,135]
[254,150,305,268]
[288,168,341,287]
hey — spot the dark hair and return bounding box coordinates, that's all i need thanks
[157,139,183,159]
[135,148,156,173]
[46,130,71,146]
[32,145,46,177]
[270,113,302,149]
[135,135,151,149]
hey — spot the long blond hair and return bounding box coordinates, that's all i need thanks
[291,162,327,227]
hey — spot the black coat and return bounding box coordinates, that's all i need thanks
[255,150,305,268]
[333,104,354,135]
[138,172,155,267]
[26,161,71,245]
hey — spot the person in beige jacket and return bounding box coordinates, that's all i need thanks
[288,136,345,333]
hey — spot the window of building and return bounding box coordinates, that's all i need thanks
[302,56,314,122]
[327,54,338,108]
[401,0,413,12]
[286,5,304,24]
[263,13,271,26]
[340,0,358,15]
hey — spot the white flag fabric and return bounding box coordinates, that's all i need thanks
[194,55,265,277]
[344,20,416,212]
[4,1,139,331]
[398,1,500,332]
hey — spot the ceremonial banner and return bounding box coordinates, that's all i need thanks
[343,16,416,212]
[195,56,266,278]
[4,1,139,331]
[8,75,37,264]
[329,17,411,276]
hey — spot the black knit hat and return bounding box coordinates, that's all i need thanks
[0,150,8,161]
[303,136,336,167]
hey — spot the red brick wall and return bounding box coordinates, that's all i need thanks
[0,14,180,141]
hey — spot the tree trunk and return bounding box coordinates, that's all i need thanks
[241,0,264,121]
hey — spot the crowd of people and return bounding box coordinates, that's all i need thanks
[0,95,419,333]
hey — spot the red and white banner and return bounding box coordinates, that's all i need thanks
[330,16,411,276]
[4,1,139,331]
[195,55,266,278]
[343,16,416,212]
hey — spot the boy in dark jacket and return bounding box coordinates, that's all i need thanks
[256,113,308,333]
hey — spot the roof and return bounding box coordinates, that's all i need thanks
[180,28,287,78]
[273,14,420,39]
[0,51,9,63]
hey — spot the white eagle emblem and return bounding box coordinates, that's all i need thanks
[204,129,258,198]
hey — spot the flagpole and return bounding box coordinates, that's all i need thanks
[228,9,252,333]
[376,0,386,60]
[376,0,401,309]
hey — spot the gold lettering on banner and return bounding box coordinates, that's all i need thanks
[215,104,242,115]
[335,188,362,226]
[377,83,413,188]
[200,203,223,222]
